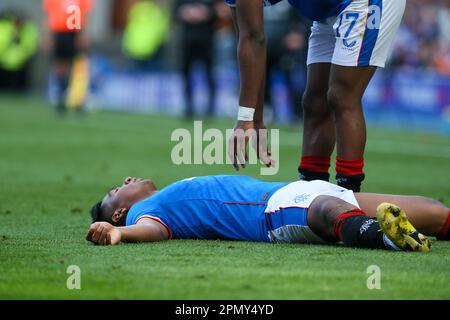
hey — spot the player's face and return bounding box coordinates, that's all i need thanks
[102,177,157,216]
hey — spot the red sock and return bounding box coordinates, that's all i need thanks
[437,211,450,240]
[299,156,331,173]
[333,209,367,241]
[336,157,364,176]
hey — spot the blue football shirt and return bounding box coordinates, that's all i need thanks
[126,175,289,242]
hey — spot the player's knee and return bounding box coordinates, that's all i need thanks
[417,196,448,216]
[327,87,358,116]
[309,196,357,242]
[240,30,266,46]
[302,90,329,121]
[310,196,346,225]
[308,196,335,240]
[415,196,449,232]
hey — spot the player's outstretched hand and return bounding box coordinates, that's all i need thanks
[86,222,121,246]
[228,120,273,171]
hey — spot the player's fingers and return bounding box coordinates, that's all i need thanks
[99,226,108,245]
[228,135,240,171]
[106,232,111,246]
[103,231,109,246]
[233,136,244,171]
[234,136,242,171]
[236,151,245,170]
[242,136,250,168]
[261,153,273,167]
[86,228,93,241]
[90,228,100,244]
[86,224,97,241]
[259,146,273,167]
[251,129,261,152]
[227,135,234,163]
[236,142,246,169]
[254,133,272,167]
[261,145,273,168]
[91,225,103,244]
[267,157,276,168]
[263,151,272,167]
[265,150,276,167]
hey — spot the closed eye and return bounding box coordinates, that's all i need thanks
[107,187,119,197]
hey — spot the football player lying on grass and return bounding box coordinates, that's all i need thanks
[87,176,450,252]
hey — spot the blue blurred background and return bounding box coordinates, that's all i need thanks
[0,0,449,134]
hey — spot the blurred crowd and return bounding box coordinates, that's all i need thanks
[0,0,449,99]
[0,9,38,91]
[390,0,450,75]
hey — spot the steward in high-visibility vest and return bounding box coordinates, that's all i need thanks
[0,14,38,71]
[122,0,170,61]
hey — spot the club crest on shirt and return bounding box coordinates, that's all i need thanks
[294,194,311,204]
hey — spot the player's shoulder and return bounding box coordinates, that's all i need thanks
[126,196,160,226]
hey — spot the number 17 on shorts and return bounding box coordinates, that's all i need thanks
[307,0,406,68]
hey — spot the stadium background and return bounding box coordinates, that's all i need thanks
[0,0,449,299]
[1,0,450,133]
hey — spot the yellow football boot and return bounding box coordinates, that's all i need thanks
[377,203,431,252]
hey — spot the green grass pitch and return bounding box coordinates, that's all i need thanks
[0,95,449,299]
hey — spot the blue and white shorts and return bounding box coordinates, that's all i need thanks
[308,0,406,67]
[265,180,360,244]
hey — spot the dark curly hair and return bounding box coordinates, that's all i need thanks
[90,201,103,223]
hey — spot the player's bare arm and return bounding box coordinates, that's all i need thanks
[86,218,168,246]
[228,0,273,170]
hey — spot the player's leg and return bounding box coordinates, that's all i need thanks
[328,0,406,192]
[54,59,72,115]
[299,21,336,182]
[355,193,450,239]
[307,195,430,251]
[53,32,76,115]
[328,65,375,191]
[307,195,357,242]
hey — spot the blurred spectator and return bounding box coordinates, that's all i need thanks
[0,10,38,91]
[213,0,235,67]
[173,0,218,118]
[122,0,170,69]
[263,2,309,121]
[390,0,450,75]
[42,0,93,115]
